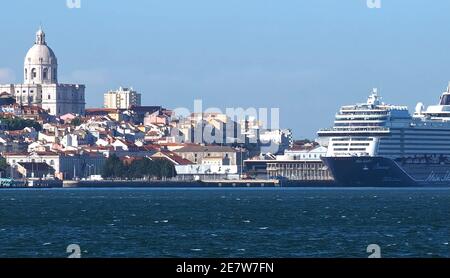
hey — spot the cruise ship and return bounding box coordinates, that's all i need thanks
[318,83,450,187]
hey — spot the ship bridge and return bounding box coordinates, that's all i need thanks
[417,82,450,120]
[317,89,411,157]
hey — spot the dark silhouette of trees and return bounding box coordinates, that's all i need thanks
[70,117,82,126]
[0,117,42,131]
[0,156,8,175]
[101,155,176,180]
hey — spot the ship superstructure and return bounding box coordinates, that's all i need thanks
[318,84,450,186]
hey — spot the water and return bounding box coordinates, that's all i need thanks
[0,188,449,258]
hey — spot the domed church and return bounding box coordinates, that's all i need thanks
[0,28,85,116]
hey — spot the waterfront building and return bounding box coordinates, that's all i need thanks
[266,161,332,181]
[15,162,55,179]
[175,164,239,181]
[0,28,85,116]
[174,145,238,166]
[4,151,106,180]
[244,146,333,181]
[278,146,328,161]
[104,87,141,109]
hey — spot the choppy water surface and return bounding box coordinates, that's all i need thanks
[0,188,449,258]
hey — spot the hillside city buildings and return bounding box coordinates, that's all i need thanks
[0,28,85,116]
[104,87,142,109]
[0,28,330,184]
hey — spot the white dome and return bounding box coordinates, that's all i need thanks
[23,28,58,84]
[24,28,57,65]
[24,44,57,65]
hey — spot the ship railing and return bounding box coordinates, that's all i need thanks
[318,127,390,132]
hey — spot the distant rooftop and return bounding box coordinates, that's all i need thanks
[17,162,54,172]
[175,145,236,153]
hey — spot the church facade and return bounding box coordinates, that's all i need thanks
[0,28,85,116]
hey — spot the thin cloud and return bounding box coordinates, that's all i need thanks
[62,69,111,86]
[0,68,16,84]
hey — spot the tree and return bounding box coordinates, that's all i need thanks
[127,158,150,179]
[158,160,176,179]
[101,154,126,179]
[101,155,177,180]
[71,117,82,126]
[0,117,42,131]
[0,156,8,174]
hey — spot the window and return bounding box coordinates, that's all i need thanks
[48,95,51,100]
[43,68,48,79]
[25,69,28,80]
[31,68,36,79]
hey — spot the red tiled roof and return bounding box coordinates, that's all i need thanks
[86,108,119,113]
[152,150,194,165]
[141,144,160,151]
[121,156,144,165]
[175,145,237,153]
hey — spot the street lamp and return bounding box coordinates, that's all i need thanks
[87,164,94,178]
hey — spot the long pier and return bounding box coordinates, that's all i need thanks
[64,179,281,188]
[62,179,337,188]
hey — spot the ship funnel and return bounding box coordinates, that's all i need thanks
[415,102,424,114]
[367,88,381,105]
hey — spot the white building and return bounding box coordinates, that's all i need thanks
[4,152,106,180]
[259,129,294,154]
[277,146,328,161]
[0,28,85,116]
[104,87,141,109]
[175,164,239,180]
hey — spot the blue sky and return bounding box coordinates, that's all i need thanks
[1,0,450,138]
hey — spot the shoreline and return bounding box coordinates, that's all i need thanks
[0,179,339,188]
[67,180,337,188]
